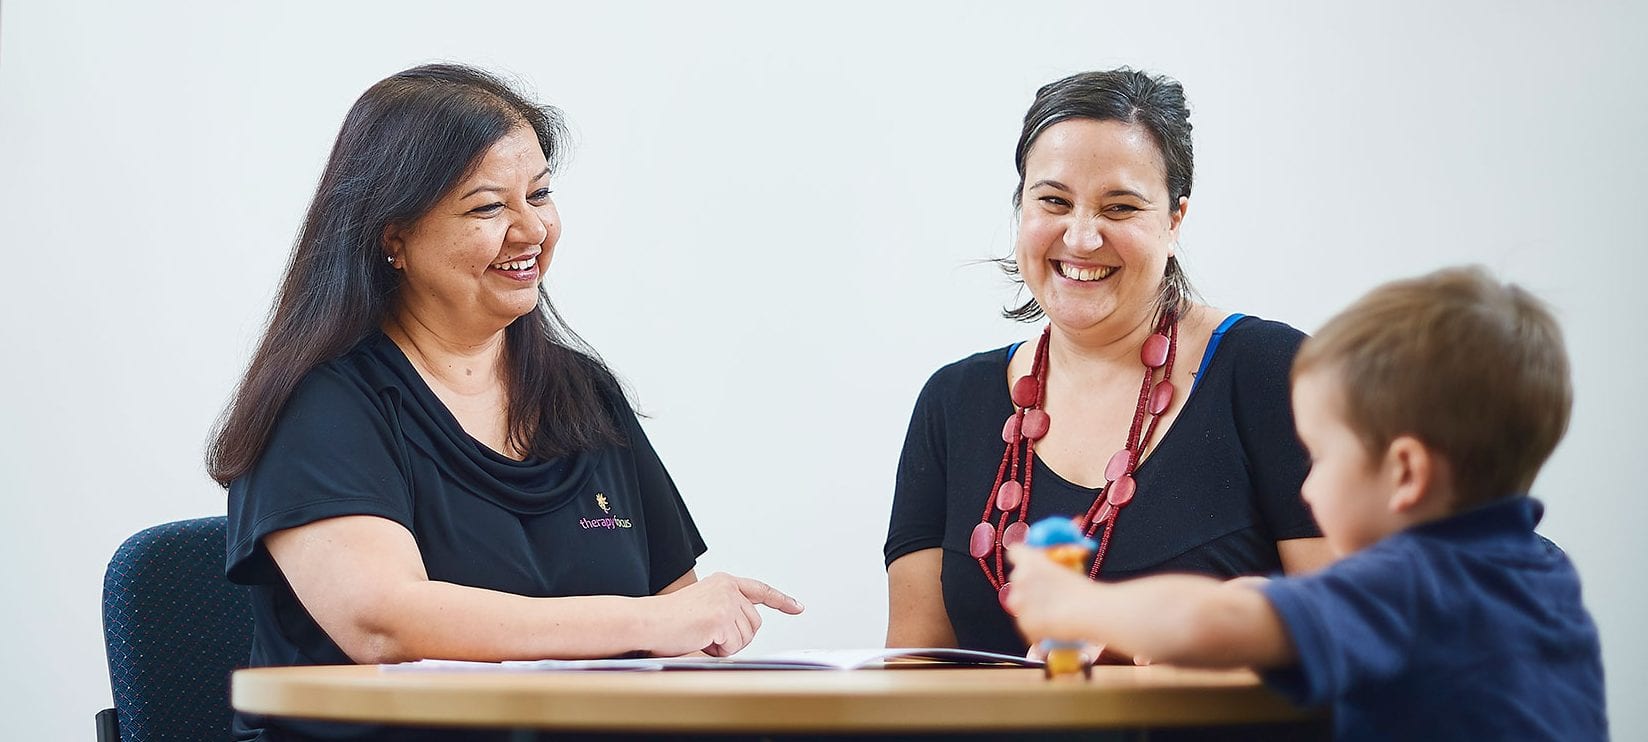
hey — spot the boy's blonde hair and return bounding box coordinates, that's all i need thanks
[1293,266,1572,507]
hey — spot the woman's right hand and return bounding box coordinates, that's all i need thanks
[645,572,804,657]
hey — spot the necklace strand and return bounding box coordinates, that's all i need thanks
[971,316,1180,608]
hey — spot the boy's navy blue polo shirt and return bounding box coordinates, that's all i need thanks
[1261,496,1606,741]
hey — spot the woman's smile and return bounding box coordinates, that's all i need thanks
[489,253,541,283]
[1052,260,1118,283]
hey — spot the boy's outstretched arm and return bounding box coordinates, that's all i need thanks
[1006,545,1296,669]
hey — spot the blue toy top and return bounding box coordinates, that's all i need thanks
[1025,516,1098,550]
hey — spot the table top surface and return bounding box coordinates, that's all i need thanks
[232,663,1315,732]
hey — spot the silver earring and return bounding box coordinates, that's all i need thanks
[386,255,395,266]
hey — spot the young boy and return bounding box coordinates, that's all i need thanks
[1006,266,1607,741]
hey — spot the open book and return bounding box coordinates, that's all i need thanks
[386,648,1041,672]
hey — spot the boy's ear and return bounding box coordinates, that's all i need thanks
[1384,435,1435,515]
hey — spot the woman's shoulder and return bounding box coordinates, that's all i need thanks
[919,345,1014,398]
[1214,315,1306,369]
[1203,314,1307,395]
[1223,314,1307,350]
[286,333,405,411]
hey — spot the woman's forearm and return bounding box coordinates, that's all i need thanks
[270,516,798,663]
[348,581,656,664]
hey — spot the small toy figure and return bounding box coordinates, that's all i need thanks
[1023,517,1099,679]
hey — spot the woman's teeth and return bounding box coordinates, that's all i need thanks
[491,256,537,271]
[1056,261,1116,282]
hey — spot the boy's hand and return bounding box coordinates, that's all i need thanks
[1005,545,1104,644]
[1225,575,1272,590]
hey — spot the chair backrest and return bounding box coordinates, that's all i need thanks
[101,516,253,742]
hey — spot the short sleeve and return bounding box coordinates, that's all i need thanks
[226,365,412,585]
[1260,543,1418,705]
[884,369,949,567]
[621,411,708,594]
[1229,322,1320,541]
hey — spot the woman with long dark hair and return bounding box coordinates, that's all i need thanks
[884,69,1331,657]
[212,64,800,740]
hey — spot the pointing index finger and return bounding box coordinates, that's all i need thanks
[736,577,805,615]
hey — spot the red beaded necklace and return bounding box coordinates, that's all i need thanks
[970,315,1180,609]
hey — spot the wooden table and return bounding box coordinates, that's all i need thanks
[233,663,1317,735]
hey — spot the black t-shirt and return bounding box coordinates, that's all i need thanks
[226,331,705,740]
[884,316,1320,655]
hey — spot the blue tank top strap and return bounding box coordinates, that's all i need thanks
[1191,313,1246,396]
[1006,340,1027,363]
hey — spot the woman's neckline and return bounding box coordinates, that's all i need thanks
[371,330,540,466]
[995,314,1245,489]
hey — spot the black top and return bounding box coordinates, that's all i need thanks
[885,316,1320,655]
[226,331,705,741]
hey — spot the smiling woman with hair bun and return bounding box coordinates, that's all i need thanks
[884,68,1330,660]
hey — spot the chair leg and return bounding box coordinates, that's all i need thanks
[95,708,120,742]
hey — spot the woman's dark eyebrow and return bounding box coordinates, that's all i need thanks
[459,167,552,200]
[1031,180,1153,203]
[460,184,503,200]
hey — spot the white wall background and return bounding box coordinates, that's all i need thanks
[2,1,1644,738]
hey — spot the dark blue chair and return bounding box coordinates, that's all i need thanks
[97,516,253,742]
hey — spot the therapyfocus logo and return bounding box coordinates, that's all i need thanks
[580,492,632,530]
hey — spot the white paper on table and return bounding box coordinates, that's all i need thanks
[384,648,1041,673]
